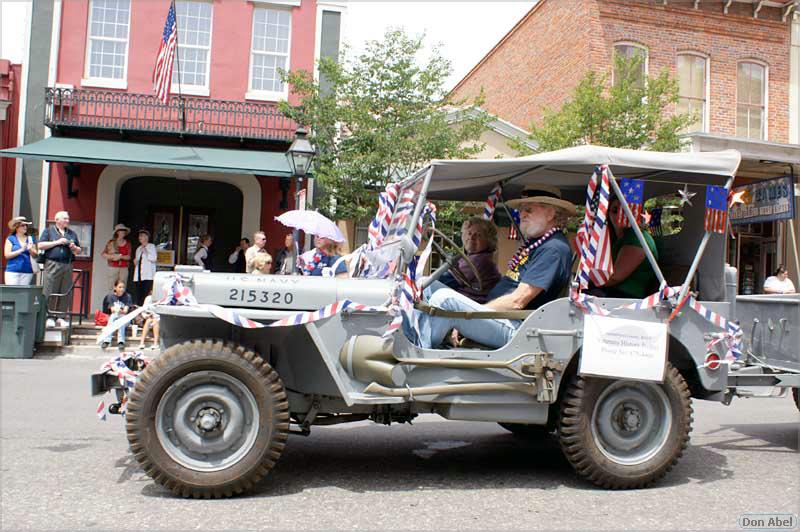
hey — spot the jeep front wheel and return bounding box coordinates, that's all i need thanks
[126,340,290,498]
[558,363,692,489]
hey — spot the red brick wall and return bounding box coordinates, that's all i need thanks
[450,0,605,132]
[451,0,791,143]
[598,0,790,143]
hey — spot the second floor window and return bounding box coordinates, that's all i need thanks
[248,6,291,99]
[737,62,766,140]
[676,54,707,133]
[613,43,647,89]
[86,0,131,82]
[172,1,213,92]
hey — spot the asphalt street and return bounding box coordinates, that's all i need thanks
[1,353,797,531]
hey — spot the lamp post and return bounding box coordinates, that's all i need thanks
[285,127,316,273]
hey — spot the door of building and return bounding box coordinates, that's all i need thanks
[119,177,242,272]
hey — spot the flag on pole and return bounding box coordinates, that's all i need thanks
[616,178,644,227]
[508,209,520,240]
[649,207,663,236]
[152,2,178,104]
[704,185,728,234]
[575,166,614,288]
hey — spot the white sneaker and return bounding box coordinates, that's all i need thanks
[56,318,69,328]
[46,319,56,328]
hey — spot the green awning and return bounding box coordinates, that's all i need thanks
[0,136,293,176]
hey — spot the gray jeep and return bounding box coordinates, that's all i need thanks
[98,145,800,498]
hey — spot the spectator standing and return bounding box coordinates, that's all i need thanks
[227,237,250,273]
[37,211,80,327]
[4,216,38,285]
[99,279,133,349]
[245,231,271,273]
[133,229,157,306]
[274,233,298,275]
[100,224,131,289]
[764,265,796,294]
[193,235,214,270]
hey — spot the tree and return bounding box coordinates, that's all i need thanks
[279,29,489,222]
[512,55,697,155]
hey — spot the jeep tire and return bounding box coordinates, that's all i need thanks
[558,363,692,489]
[126,339,290,498]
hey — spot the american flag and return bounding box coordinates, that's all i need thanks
[508,208,520,240]
[649,207,663,236]
[704,185,728,234]
[152,2,178,104]
[617,178,644,227]
[576,166,613,288]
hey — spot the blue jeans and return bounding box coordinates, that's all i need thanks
[102,313,126,344]
[407,287,520,349]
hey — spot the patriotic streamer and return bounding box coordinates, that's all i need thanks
[704,185,728,234]
[96,351,149,421]
[367,183,400,248]
[483,184,502,220]
[576,166,614,289]
[617,179,644,228]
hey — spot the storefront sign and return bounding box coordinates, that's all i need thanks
[580,315,668,382]
[730,176,795,225]
[156,249,175,267]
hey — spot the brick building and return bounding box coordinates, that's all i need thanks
[451,0,800,292]
[1,0,345,312]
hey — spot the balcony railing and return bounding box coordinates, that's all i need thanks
[44,87,296,142]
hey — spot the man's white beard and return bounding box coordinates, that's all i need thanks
[522,218,548,240]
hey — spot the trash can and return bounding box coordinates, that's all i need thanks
[0,285,44,359]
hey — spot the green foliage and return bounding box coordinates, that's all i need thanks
[512,55,697,155]
[280,29,489,221]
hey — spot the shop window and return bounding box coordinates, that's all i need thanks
[172,0,213,95]
[247,6,291,101]
[737,61,767,140]
[676,53,708,133]
[84,0,131,86]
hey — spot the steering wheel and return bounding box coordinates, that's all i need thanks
[423,226,483,294]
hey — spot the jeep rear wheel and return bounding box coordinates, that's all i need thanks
[558,363,692,489]
[126,339,289,498]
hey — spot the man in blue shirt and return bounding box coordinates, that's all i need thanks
[37,211,81,327]
[412,187,575,349]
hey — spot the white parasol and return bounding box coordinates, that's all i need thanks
[275,210,345,243]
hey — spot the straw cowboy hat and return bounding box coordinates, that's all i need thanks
[8,216,33,231]
[505,184,577,215]
[113,223,131,235]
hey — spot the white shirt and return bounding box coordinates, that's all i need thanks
[194,246,208,268]
[763,276,796,294]
[133,243,157,281]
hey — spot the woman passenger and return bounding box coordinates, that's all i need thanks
[591,198,658,299]
[440,216,501,303]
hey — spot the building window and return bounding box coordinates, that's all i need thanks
[676,53,708,133]
[85,0,130,83]
[737,61,767,140]
[247,6,291,100]
[172,1,213,93]
[613,43,647,88]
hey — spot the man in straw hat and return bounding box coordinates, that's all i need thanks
[411,185,575,349]
[101,223,132,289]
[37,211,81,327]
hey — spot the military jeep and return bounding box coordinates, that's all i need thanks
[103,145,799,498]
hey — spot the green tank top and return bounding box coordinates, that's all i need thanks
[612,228,658,299]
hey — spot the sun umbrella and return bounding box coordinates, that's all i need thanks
[275,210,345,243]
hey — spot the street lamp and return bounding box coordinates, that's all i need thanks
[285,127,317,272]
